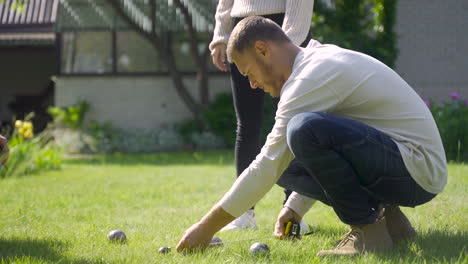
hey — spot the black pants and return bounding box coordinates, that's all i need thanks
[230,13,311,206]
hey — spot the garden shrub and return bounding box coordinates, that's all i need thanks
[190,131,226,150]
[48,101,90,129]
[49,101,197,153]
[201,93,237,147]
[427,93,468,162]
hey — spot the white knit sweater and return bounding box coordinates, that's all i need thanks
[209,0,314,51]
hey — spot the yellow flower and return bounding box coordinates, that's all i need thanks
[15,120,23,128]
[23,121,33,130]
[23,130,33,139]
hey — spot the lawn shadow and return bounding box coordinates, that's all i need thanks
[375,229,467,262]
[63,150,234,167]
[0,237,108,264]
[306,226,467,262]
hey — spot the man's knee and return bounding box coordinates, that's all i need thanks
[287,112,328,154]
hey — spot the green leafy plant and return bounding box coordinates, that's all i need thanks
[201,93,237,147]
[427,93,468,162]
[48,101,189,153]
[48,101,90,129]
[0,116,62,178]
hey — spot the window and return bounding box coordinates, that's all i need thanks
[116,31,166,73]
[61,32,113,74]
[59,30,218,75]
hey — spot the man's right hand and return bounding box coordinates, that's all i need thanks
[0,135,9,165]
[211,43,228,72]
[274,206,302,239]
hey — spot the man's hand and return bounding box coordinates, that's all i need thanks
[176,204,235,253]
[274,207,302,239]
[211,43,228,72]
[0,135,9,165]
[176,222,214,253]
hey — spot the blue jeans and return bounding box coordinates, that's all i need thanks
[277,112,436,225]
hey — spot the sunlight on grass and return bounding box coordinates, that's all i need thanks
[0,152,466,263]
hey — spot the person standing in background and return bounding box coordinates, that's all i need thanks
[209,0,315,231]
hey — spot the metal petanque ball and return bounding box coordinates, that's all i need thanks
[249,242,270,255]
[158,247,171,254]
[107,230,126,242]
[210,236,223,247]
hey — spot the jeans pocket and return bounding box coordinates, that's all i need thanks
[363,176,416,207]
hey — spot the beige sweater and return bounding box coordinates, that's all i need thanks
[219,40,448,218]
[209,0,314,51]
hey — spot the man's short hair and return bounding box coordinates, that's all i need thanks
[227,16,291,62]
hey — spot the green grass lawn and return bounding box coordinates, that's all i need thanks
[0,151,467,264]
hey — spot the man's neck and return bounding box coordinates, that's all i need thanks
[277,44,302,84]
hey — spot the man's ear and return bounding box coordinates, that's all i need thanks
[254,41,269,57]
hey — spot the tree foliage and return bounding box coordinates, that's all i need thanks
[313,0,398,68]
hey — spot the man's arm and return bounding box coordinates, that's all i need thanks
[176,203,235,252]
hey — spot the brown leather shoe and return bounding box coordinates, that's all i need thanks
[317,218,393,256]
[384,205,417,243]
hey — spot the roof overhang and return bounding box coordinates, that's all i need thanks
[0,0,58,46]
[0,32,55,46]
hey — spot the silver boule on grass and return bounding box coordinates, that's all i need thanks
[249,242,270,255]
[107,230,127,243]
[209,236,223,247]
[158,246,171,254]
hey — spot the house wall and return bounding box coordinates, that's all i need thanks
[55,75,232,130]
[394,0,468,101]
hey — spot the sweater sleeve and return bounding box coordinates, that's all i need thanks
[282,0,314,45]
[284,192,316,217]
[209,0,235,51]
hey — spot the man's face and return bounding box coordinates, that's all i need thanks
[233,44,283,98]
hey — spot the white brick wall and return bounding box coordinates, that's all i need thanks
[55,75,231,130]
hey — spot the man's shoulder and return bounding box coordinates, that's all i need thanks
[292,46,344,80]
[305,39,322,49]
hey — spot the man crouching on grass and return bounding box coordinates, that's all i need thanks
[176,16,447,256]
